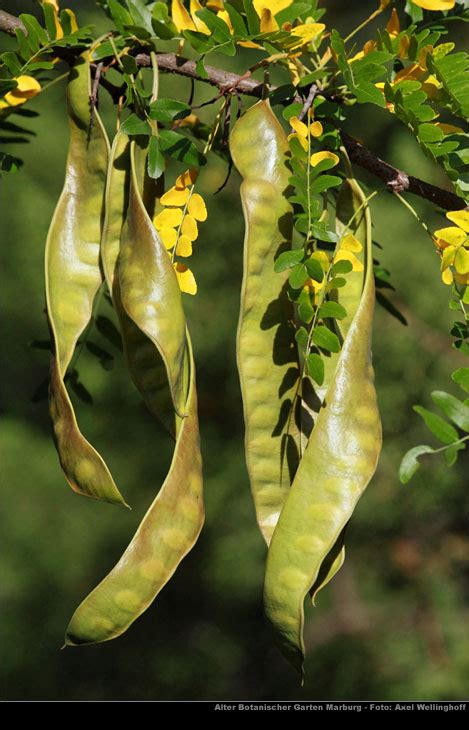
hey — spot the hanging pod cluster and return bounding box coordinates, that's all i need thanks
[45,58,203,646]
[230,100,382,679]
[45,60,381,673]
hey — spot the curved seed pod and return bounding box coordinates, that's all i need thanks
[64,334,203,645]
[101,133,175,436]
[45,58,127,507]
[230,100,300,545]
[118,140,187,418]
[264,178,382,678]
[305,183,371,595]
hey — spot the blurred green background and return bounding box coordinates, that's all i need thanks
[1,0,468,701]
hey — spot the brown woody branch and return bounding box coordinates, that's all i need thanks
[0,10,25,36]
[0,8,466,211]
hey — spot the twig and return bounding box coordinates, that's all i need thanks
[0,4,466,212]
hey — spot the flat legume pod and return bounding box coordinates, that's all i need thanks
[45,58,127,506]
[65,334,203,645]
[230,100,300,545]
[101,133,175,436]
[264,178,382,678]
[118,140,187,419]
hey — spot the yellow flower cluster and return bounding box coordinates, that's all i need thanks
[153,168,208,295]
[434,210,469,287]
[170,0,325,50]
[0,75,41,110]
[304,233,364,301]
[288,111,340,170]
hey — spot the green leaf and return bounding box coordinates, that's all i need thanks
[306,353,324,386]
[121,54,138,74]
[42,2,58,40]
[19,14,48,48]
[452,367,469,393]
[223,2,247,36]
[243,0,260,34]
[444,441,465,467]
[274,249,304,273]
[147,135,165,180]
[1,52,22,76]
[195,9,231,42]
[158,130,205,167]
[297,288,314,323]
[289,263,309,289]
[413,405,459,445]
[311,175,342,193]
[312,325,341,353]
[120,114,151,136]
[399,445,435,484]
[431,390,469,432]
[108,0,133,32]
[305,257,324,282]
[149,99,191,123]
[331,259,353,275]
[310,224,339,243]
[354,80,387,108]
[295,326,309,349]
[319,301,347,320]
[151,2,177,38]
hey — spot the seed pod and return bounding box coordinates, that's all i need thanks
[264,178,382,679]
[65,140,204,645]
[101,132,175,436]
[65,334,203,645]
[45,58,127,506]
[230,100,300,545]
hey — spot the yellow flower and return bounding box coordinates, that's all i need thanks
[434,210,469,283]
[156,168,208,294]
[288,113,323,151]
[253,0,293,17]
[160,186,190,206]
[310,150,339,168]
[42,0,64,38]
[174,263,197,295]
[43,0,59,9]
[334,233,363,271]
[0,75,41,109]
[349,39,377,63]
[171,0,196,33]
[190,0,210,34]
[289,23,326,50]
[411,0,455,10]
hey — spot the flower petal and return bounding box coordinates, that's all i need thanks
[433,226,466,246]
[310,150,339,168]
[411,1,455,10]
[174,263,197,295]
[190,0,211,34]
[310,120,323,138]
[160,186,190,206]
[158,227,178,250]
[290,116,309,138]
[176,234,193,257]
[188,193,207,221]
[340,232,362,253]
[172,0,196,32]
[441,267,453,285]
[154,207,183,229]
[440,244,456,270]
[290,23,326,49]
[334,250,364,272]
[386,8,400,37]
[181,214,198,241]
[454,246,469,275]
[446,210,469,233]
[175,168,198,189]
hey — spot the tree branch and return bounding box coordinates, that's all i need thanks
[0,10,26,36]
[0,0,465,211]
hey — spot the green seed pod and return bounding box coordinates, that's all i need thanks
[264,178,382,679]
[101,132,175,436]
[230,100,300,545]
[45,58,127,507]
